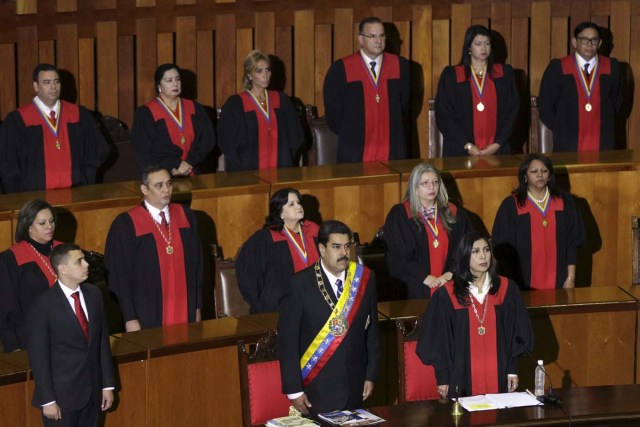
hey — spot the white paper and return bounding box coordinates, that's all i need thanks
[458,392,543,412]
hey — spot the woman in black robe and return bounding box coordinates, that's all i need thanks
[416,231,534,398]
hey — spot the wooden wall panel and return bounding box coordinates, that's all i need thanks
[432,20,449,93]
[176,16,197,73]
[530,1,551,96]
[275,26,292,96]
[57,24,79,98]
[38,40,55,66]
[314,24,331,114]
[412,5,432,158]
[236,28,253,94]
[255,11,275,54]
[96,21,119,118]
[78,38,95,110]
[451,3,471,65]
[394,21,410,60]
[136,18,158,106]
[117,35,135,127]
[16,0,36,15]
[491,3,512,64]
[0,45,15,120]
[334,8,354,61]
[196,31,214,108]
[611,0,631,63]
[551,16,569,60]
[510,17,529,73]
[57,0,77,13]
[157,33,174,66]
[294,10,314,107]
[215,14,236,106]
[16,26,38,107]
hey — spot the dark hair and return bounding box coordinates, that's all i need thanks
[50,243,81,275]
[574,22,600,38]
[318,220,353,247]
[32,63,58,82]
[359,17,383,34]
[141,165,171,186]
[265,188,302,231]
[15,199,56,242]
[452,231,500,306]
[513,153,559,207]
[154,63,181,94]
[459,25,494,78]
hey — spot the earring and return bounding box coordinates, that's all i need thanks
[158,88,162,93]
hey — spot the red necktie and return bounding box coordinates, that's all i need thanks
[159,211,169,230]
[49,110,57,126]
[71,291,89,341]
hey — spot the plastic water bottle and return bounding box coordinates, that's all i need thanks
[534,360,545,396]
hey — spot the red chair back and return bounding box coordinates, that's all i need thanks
[397,319,440,402]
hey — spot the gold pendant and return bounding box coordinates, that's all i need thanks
[478,326,486,335]
[329,314,348,337]
[180,135,186,145]
[376,94,380,103]
[477,102,485,112]
[433,239,439,248]
[542,220,548,227]
[55,140,61,150]
[585,102,592,112]
[166,245,173,254]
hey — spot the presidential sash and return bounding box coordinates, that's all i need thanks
[300,261,370,386]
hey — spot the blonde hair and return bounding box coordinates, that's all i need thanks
[404,162,456,231]
[243,50,270,90]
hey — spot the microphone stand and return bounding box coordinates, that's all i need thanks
[516,338,561,405]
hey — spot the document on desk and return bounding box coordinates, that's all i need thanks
[458,392,543,412]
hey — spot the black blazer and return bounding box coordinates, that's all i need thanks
[27,282,115,411]
[278,264,380,414]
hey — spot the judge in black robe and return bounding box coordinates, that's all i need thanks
[416,231,534,398]
[538,22,621,151]
[323,18,410,163]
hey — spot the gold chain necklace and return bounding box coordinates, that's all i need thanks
[314,262,348,336]
[469,286,490,335]
[149,211,173,254]
[28,243,57,280]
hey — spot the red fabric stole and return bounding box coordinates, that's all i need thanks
[128,204,190,326]
[343,52,400,161]
[146,98,196,161]
[516,195,564,290]
[270,221,319,272]
[10,240,62,287]
[240,91,281,169]
[446,276,508,395]
[403,200,450,278]
[561,55,611,151]
[18,102,77,189]
[455,65,501,150]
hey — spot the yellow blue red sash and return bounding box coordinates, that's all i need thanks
[300,261,369,386]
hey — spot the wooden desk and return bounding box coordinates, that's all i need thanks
[367,385,640,426]
[0,356,27,427]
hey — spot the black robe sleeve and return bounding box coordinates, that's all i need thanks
[538,59,563,133]
[323,60,348,137]
[436,66,472,157]
[235,229,270,312]
[491,196,525,287]
[78,106,109,185]
[185,101,216,169]
[0,251,22,351]
[275,92,304,163]
[0,110,26,192]
[494,65,520,148]
[217,94,249,172]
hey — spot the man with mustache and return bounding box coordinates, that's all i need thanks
[278,220,380,417]
[0,63,108,193]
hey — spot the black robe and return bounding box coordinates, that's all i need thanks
[0,102,108,193]
[217,91,303,172]
[383,202,472,299]
[235,222,319,314]
[104,203,203,329]
[132,98,215,174]
[491,193,584,290]
[278,263,380,415]
[323,52,410,163]
[416,279,534,398]
[538,55,621,151]
[435,64,519,157]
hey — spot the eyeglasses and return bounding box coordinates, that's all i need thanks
[360,33,386,40]
[419,180,439,188]
[576,36,600,46]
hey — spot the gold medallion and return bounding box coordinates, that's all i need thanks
[478,326,486,336]
[55,140,61,150]
[477,102,485,112]
[585,103,592,112]
[433,239,439,248]
[180,135,186,145]
[542,220,548,227]
[376,94,380,103]
[166,245,174,255]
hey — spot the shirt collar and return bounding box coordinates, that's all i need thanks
[58,280,81,298]
[360,50,382,64]
[468,273,491,299]
[575,52,597,70]
[320,260,346,286]
[144,200,169,221]
[33,96,60,117]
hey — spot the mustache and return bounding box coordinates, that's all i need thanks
[338,256,349,262]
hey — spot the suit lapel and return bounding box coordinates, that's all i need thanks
[54,281,89,345]
[321,269,339,304]
[80,283,98,346]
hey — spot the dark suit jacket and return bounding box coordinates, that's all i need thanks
[278,263,380,414]
[27,282,115,411]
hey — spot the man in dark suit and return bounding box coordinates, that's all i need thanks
[278,220,380,416]
[27,243,115,426]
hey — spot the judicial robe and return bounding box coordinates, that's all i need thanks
[383,202,472,299]
[0,101,108,193]
[0,240,60,352]
[278,264,380,414]
[217,91,304,172]
[132,98,215,174]
[491,193,584,290]
[435,64,519,157]
[416,279,534,398]
[538,55,621,151]
[235,221,319,314]
[104,203,202,329]
[323,52,410,163]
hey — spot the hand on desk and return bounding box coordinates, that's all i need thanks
[290,393,312,415]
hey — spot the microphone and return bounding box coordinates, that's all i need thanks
[515,337,561,405]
